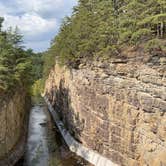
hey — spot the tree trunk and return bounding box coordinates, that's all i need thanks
[160,22,164,38]
[157,24,160,38]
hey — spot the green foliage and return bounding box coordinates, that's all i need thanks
[43,0,165,69]
[0,18,43,95]
[120,0,166,42]
[0,17,4,31]
[31,79,44,104]
[145,38,165,54]
[32,79,44,96]
[131,29,152,45]
[43,49,55,80]
[30,50,44,80]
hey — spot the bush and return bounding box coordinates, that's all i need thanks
[145,39,164,54]
[131,29,152,45]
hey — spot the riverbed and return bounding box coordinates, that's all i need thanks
[15,106,90,166]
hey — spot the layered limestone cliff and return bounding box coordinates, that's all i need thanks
[44,54,166,166]
[0,91,29,165]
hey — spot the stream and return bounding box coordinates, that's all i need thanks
[15,106,89,166]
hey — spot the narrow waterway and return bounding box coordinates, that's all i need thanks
[16,106,89,166]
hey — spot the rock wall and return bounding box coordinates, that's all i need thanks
[44,55,166,166]
[0,91,29,165]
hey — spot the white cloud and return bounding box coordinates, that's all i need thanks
[3,13,57,40]
[15,0,64,16]
[0,0,77,52]
[0,3,10,15]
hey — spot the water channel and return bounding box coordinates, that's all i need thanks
[15,105,90,166]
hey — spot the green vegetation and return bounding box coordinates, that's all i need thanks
[0,17,43,98]
[44,0,166,68]
[43,50,55,81]
[1,1,165,97]
[31,79,44,104]
[30,51,44,104]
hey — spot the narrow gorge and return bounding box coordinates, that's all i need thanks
[0,0,166,166]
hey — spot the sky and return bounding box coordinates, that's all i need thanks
[0,0,77,52]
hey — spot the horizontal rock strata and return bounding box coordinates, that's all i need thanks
[44,56,166,166]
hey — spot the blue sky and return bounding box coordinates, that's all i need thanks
[0,0,77,52]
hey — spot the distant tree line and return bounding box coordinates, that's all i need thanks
[44,0,166,68]
[0,17,43,96]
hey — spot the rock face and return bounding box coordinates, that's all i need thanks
[0,92,29,165]
[44,55,166,166]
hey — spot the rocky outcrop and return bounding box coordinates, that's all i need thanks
[44,96,117,166]
[44,55,166,166]
[0,92,30,165]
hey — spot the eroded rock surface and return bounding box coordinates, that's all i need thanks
[44,55,166,166]
[0,92,29,165]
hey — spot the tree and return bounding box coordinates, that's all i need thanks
[43,0,166,69]
[0,17,4,32]
[0,18,35,94]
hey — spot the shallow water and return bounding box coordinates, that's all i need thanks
[15,106,89,166]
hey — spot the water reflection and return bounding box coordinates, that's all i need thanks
[15,106,90,166]
[24,106,49,166]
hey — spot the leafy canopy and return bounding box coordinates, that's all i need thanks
[0,17,43,95]
[44,0,165,68]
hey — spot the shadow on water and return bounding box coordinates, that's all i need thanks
[15,106,91,166]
